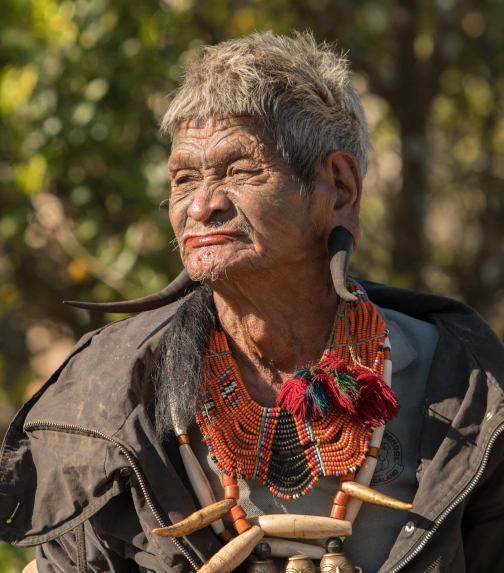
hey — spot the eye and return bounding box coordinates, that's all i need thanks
[173,172,198,185]
[175,175,191,184]
[228,165,262,177]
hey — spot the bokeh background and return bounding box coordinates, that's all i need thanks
[2,0,504,569]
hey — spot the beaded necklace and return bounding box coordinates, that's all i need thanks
[196,282,392,501]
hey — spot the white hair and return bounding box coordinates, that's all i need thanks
[161,31,371,192]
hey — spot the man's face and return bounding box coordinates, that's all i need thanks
[168,116,330,282]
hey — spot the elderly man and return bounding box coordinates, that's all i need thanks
[1,32,504,573]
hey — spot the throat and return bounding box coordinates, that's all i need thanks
[233,352,285,407]
[215,310,339,408]
[211,278,339,406]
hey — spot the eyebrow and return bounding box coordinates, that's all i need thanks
[168,155,200,171]
[168,146,257,172]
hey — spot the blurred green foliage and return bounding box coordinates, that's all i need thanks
[0,545,35,573]
[1,0,504,569]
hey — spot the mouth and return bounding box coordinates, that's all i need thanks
[183,232,240,248]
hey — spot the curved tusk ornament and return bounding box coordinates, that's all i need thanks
[63,226,356,312]
[249,515,352,539]
[63,268,195,313]
[198,525,264,573]
[152,499,236,538]
[328,226,357,302]
[341,481,413,511]
[262,539,325,560]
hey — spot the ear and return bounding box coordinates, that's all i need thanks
[316,150,362,247]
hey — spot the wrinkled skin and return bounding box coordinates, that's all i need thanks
[168,116,361,405]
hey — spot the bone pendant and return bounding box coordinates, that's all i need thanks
[344,455,378,523]
[346,339,393,524]
[263,538,325,560]
[179,443,226,535]
[198,525,264,573]
[248,515,351,539]
[152,500,236,538]
[341,481,413,511]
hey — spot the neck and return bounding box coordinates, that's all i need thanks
[212,263,338,406]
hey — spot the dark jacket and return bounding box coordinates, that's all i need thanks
[1,281,504,573]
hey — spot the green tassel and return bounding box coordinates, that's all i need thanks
[310,379,331,417]
[293,367,312,382]
[335,373,360,402]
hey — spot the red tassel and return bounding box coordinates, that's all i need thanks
[353,366,400,426]
[319,353,350,375]
[276,376,310,419]
[311,370,357,420]
[276,351,399,425]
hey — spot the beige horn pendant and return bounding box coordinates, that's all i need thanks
[341,482,413,511]
[262,538,325,560]
[198,525,264,573]
[249,515,351,539]
[152,500,236,538]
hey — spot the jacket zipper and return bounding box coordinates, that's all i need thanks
[386,420,504,573]
[23,418,504,572]
[23,421,200,571]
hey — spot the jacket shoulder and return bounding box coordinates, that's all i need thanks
[25,299,183,433]
[359,278,504,377]
[0,299,185,546]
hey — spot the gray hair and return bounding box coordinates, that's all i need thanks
[161,31,371,193]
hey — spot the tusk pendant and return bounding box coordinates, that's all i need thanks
[248,515,351,539]
[341,482,413,511]
[152,499,236,538]
[262,538,325,560]
[177,441,226,535]
[198,525,264,573]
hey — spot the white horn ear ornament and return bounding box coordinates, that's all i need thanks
[328,226,356,302]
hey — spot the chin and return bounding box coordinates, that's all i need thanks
[183,246,253,282]
[185,258,231,283]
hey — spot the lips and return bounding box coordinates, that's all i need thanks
[184,233,238,248]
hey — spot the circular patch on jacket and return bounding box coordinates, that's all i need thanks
[371,429,404,486]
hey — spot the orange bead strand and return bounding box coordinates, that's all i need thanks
[195,281,387,500]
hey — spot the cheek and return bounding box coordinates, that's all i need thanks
[168,200,188,237]
[244,197,314,255]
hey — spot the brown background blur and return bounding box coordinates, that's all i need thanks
[1,0,504,569]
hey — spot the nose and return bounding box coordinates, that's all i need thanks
[187,185,231,223]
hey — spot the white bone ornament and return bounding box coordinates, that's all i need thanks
[249,515,352,539]
[173,422,225,536]
[153,500,236,537]
[198,525,264,573]
[263,538,326,560]
[345,338,392,524]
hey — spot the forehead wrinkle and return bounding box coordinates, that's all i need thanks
[168,144,204,171]
[170,122,270,173]
[204,128,258,166]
